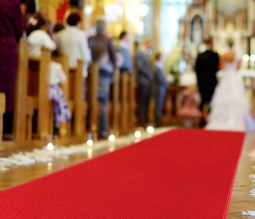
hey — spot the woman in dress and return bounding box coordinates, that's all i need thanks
[0,0,24,134]
[206,38,249,131]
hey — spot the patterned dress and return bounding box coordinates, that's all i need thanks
[49,61,71,128]
[0,0,23,112]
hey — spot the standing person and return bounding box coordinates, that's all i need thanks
[195,39,219,127]
[118,31,133,74]
[206,39,249,131]
[88,20,117,138]
[0,0,24,134]
[153,53,168,127]
[49,50,71,135]
[56,13,91,79]
[27,15,56,57]
[136,40,153,128]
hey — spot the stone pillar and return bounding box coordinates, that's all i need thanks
[153,0,161,52]
[91,0,105,25]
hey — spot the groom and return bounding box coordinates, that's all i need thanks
[195,39,219,127]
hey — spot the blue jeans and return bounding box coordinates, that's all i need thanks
[98,94,109,137]
[155,87,166,127]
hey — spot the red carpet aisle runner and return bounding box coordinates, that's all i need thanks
[0,130,245,219]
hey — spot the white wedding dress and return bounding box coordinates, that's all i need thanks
[206,51,249,132]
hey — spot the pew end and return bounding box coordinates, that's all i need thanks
[0,93,6,145]
[87,63,100,135]
[27,48,52,139]
[57,56,88,143]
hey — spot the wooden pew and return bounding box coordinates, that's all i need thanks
[110,70,120,136]
[120,72,129,135]
[50,56,87,142]
[14,41,32,142]
[87,63,99,136]
[128,74,137,132]
[0,93,5,145]
[27,48,52,139]
[69,60,87,140]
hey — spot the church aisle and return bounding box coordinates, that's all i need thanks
[0,129,251,218]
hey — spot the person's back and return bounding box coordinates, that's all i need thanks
[57,27,87,68]
[196,50,219,88]
[206,38,249,131]
[136,47,153,86]
[56,13,91,78]
[0,0,23,41]
[89,34,116,73]
[28,29,56,57]
[49,50,71,135]
[118,31,132,73]
[153,53,168,127]
[135,40,153,127]
[27,16,56,57]
[221,50,242,72]
[195,39,219,127]
[50,61,67,85]
[0,0,23,134]
[87,20,116,138]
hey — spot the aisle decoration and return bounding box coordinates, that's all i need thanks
[0,127,170,172]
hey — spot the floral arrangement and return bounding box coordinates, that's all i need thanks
[169,66,181,84]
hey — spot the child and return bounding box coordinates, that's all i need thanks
[153,53,169,127]
[27,15,56,57]
[49,50,71,135]
[177,86,202,127]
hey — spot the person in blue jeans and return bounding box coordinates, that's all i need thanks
[88,20,117,138]
[153,53,168,127]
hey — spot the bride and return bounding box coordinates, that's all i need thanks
[206,38,249,131]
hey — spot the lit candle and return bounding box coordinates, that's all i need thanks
[146,126,155,134]
[134,131,142,139]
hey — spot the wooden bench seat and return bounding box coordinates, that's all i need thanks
[60,56,87,142]
[14,41,52,142]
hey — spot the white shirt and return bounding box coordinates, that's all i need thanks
[56,27,91,78]
[50,61,67,85]
[119,40,129,49]
[28,30,56,57]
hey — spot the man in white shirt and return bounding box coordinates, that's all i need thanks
[56,13,91,79]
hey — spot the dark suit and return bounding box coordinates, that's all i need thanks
[195,50,219,127]
[135,49,153,127]
[153,65,168,127]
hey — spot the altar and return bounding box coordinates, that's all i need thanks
[178,0,255,66]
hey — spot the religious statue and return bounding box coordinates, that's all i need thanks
[191,16,203,48]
